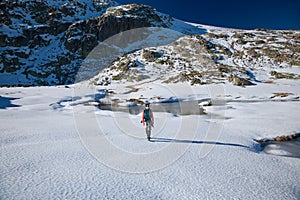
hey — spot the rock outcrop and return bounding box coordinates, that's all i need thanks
[94,29,300,87]
[0,1,173,86]
[65,4,171,57]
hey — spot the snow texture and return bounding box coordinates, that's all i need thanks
[0,79,300,199]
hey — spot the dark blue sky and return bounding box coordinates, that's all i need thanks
[116,0,300,30]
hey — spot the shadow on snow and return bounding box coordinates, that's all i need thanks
[0,96,21,109]
[150,137,249,149]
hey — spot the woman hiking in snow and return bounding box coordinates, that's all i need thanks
[141,102,154,141]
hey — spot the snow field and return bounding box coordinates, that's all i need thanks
[0,81,299,199]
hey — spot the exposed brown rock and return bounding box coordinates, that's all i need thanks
[228,75,255,86]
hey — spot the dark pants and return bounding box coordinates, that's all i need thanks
[145,120,152,139]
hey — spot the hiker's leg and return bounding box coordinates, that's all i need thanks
[146,121,151,140]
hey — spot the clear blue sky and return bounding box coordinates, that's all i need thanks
[116,0,300,30]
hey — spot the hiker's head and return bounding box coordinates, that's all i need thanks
[145,103,150,109]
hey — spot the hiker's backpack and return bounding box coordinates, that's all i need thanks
[144,109,151,121]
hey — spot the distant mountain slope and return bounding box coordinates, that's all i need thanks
[94,27,300,87]
[0,1,299,86]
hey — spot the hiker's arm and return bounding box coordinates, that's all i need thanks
[142,111,145,124]
[151,110,154,124]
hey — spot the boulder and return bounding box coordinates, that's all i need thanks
[228,75,255,86]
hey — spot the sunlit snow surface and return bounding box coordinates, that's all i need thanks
[1,78,300,199]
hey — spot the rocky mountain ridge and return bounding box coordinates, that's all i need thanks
[0,1,172,86]
[95,27,300,87]
[0,1,299,87]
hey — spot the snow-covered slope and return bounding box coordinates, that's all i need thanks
[95,27,300,85]
[1,2,203,86]
[1,2,299,87]
[90,26,299,107]
[0,0,118,86]
[0,78,300,199]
